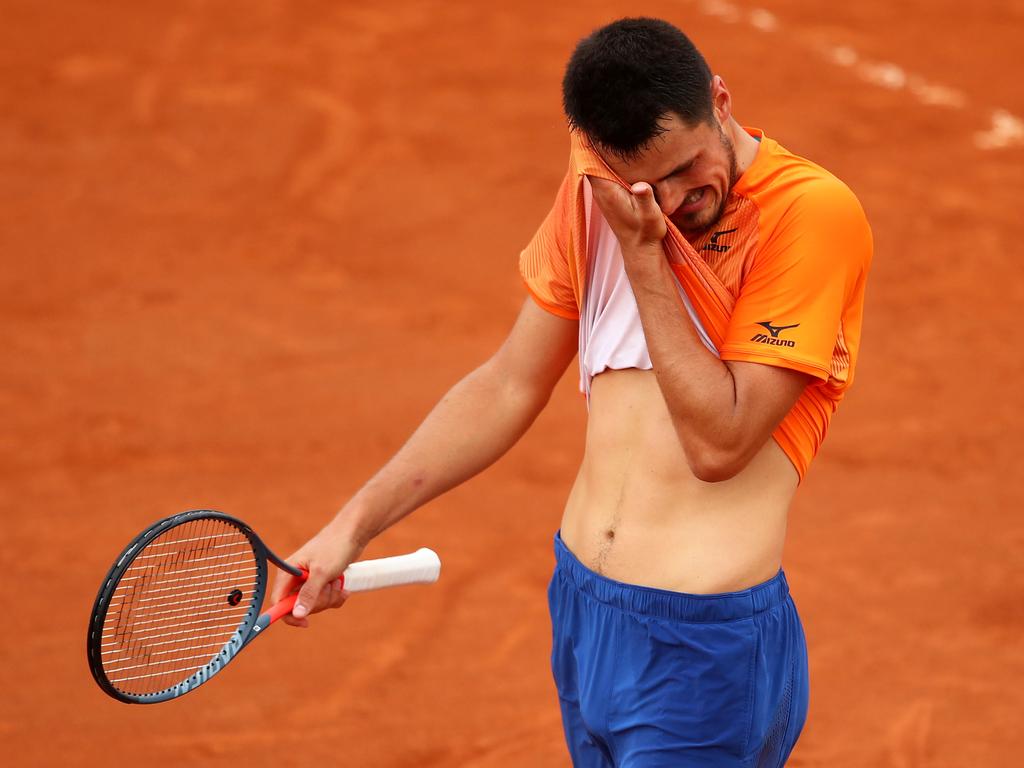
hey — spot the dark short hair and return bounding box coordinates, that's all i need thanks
[562,18,714,159]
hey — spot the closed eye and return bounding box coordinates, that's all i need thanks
[658,155,700,183]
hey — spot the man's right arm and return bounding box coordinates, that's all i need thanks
[274,297,578,625]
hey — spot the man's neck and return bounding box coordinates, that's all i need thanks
[727,118,761,176]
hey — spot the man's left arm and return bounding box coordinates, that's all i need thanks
[590,178,812,482]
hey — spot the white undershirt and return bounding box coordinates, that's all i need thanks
[579,178,718,398]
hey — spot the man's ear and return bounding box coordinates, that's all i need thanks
[710,75,732,125]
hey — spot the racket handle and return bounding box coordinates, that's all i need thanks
[340,547,441,593]
[265,592,300,624]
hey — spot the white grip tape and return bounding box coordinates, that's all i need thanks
[341,548,441,593]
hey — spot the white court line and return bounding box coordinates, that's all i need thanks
[748,8,777,32]
[692,1,1023,150]
[975,110,1024,150]
[701,0,742,24]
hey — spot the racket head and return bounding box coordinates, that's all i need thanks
[87,509,283,704]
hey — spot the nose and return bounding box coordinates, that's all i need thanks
[651,182,684,216]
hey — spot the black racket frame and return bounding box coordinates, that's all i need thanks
[87,509,301,704]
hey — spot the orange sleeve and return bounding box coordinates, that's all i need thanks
[518,171,580,320]
[718,178,872,381]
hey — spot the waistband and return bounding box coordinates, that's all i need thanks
[553,532,789,623]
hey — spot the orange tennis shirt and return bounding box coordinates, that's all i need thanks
[519,127,873,479]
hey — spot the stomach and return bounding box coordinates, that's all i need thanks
[559,368,799,594]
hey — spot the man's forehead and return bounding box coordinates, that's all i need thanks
[600,118,711,180]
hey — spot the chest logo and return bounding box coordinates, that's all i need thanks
[701,227,738,253]
[751,321,800,347]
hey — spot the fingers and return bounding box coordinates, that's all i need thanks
[630,182,663,216]
[590,176,652,204]
[292,569,328,619]
[293,571,349,614]
[588,176,660,219]
[587,176,629,209]
[273,564,307,628]
[283,614,309,629]
[271,518,365,628]
[630,181,654,201]
[269,568,303,607]
[325,579,349,611]
[281,576,347,627]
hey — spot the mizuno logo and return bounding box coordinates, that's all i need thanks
[751,321,799,348]
[756,321,799,338]
[701,228,738,253]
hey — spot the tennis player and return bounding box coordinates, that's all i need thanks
[272,18,872,766]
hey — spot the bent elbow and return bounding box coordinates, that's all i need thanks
[688,459,742,484]
[685,445,747,483]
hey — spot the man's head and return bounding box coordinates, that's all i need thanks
[562,18,741,235]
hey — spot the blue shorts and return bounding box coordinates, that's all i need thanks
[548,533,809,767]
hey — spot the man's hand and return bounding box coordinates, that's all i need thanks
[269,515,366,628]
[588,176,667,253]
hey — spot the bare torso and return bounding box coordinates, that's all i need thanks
[560,368,798,594]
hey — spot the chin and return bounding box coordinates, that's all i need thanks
[672,200,724,236]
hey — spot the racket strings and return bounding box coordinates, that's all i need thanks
[100,517,261,696]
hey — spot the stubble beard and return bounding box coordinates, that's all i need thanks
[671,129,740,238]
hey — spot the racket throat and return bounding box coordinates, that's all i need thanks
[168,625,250,700]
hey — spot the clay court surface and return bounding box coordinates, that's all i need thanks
[2,1,1022,765]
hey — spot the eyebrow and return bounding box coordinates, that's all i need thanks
[657,154,700,182]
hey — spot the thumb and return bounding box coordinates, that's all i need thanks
[630,182,657,209]
[292,571,327,619]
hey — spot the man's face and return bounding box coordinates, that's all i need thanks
[601,113,739,237]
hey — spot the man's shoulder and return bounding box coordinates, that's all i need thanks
[738,134,869,245]
[741,134,857,200]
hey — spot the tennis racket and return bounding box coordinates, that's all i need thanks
[87,509,441,704]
